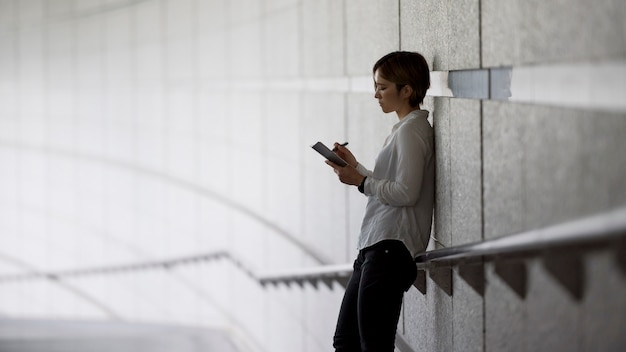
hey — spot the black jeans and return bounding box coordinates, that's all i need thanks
[333,240,417,352]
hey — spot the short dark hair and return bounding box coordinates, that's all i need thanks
[373,51,430,107]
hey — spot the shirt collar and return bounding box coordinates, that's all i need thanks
[392,109,429,132]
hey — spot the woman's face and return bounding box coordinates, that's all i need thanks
[373,70,405,114]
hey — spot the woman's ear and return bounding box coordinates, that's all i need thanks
[401,85,413,99]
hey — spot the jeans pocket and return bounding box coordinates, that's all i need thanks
[363,244,416,291]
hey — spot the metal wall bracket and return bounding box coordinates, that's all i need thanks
[429,265,453,296]
[494,258,527,299]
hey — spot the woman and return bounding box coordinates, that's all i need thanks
[326,51,435,351]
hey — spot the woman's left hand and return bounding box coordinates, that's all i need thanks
[325,161,365,186]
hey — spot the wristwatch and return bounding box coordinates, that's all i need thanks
[358,176,367,194]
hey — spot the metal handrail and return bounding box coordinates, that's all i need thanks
[258,263,352,288]
[0,251,230,282]
[415,205,626,267]
[257,205,626,284]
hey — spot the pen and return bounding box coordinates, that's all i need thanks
[332,142,349,152]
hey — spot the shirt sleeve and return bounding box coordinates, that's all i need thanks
[356,163,373,177]
[364,123,429,206]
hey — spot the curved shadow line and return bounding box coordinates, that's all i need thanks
[0,142,329,265]
[168,266,268,352]
[0,251,269,352]
[0,253,120,319]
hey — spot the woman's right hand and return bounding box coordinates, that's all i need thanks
[333,142,358,168]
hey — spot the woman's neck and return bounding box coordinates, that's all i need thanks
[396,106,420,120]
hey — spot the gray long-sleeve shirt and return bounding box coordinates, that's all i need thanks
[356,109,435,257]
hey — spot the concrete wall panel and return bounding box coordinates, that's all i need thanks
[484,101,626,239]
[482,0,626,66]
[450,99,482,245]
[419,279,453,351]
[482,101,526,238]
[449,99,484,351]
[583,250,626,351]
[485,259,527,351]
[487,250,626,352]
[400,0,480,70]
[452,268,484,352]
[522,107,590,229]
[526,257,581,351]
[402,285,437,351]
